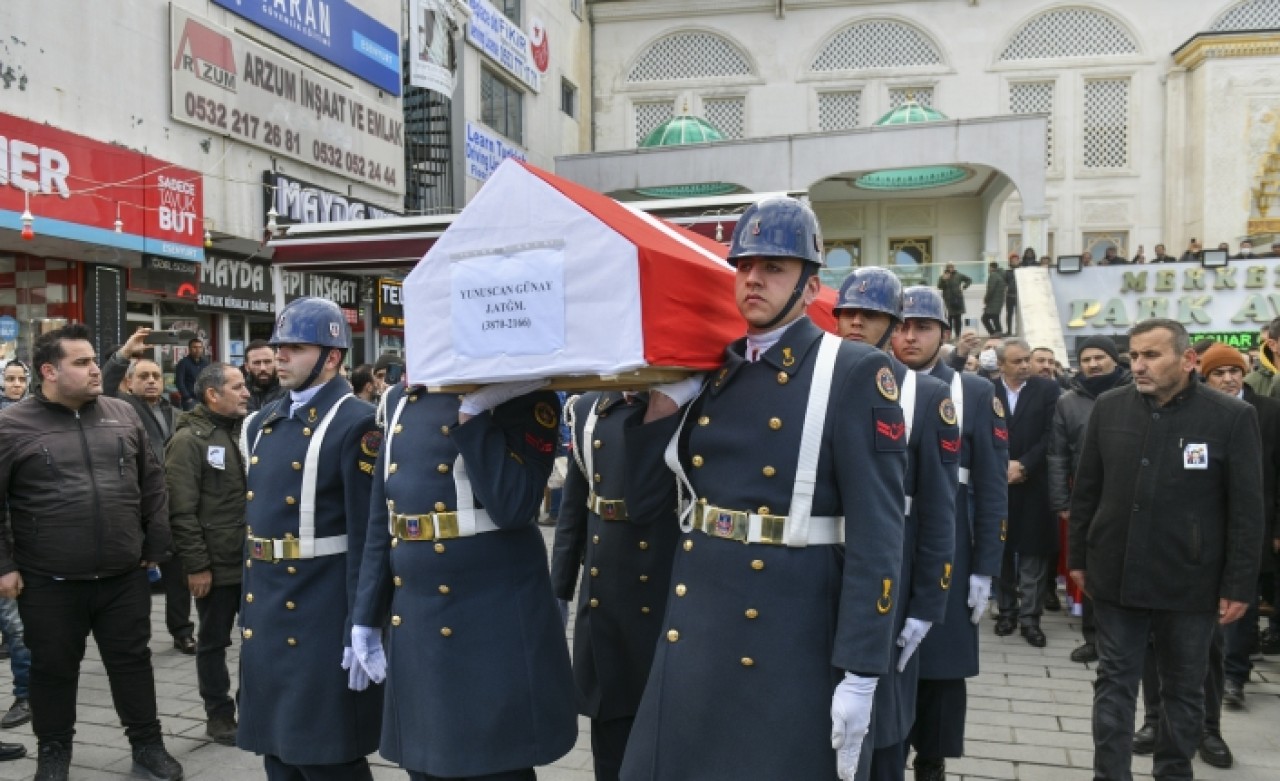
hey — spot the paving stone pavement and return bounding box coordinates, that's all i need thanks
[0,552,1275,779]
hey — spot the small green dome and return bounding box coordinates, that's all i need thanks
[640,115,726,147]
[874,100,949,126]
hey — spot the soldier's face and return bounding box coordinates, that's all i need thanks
[734,257,817,333]
[891,319,945,370]
[276,344,324,390]
[835,309,892,346]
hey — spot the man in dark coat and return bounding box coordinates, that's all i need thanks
[1069,319,1264,781]
[1047,336,1130,664]
[936,264,971,336]
[175,337,209,411]
[992,338,1061,647]
[981,263,1006,337]
[551,391,680,781]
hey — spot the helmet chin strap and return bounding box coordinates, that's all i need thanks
[293,348,336,393]
[758,265,815,331]
[875,323,897,352]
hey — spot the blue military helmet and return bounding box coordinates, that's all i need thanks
[269,297,352,349]
[900,285,950,329]
[833,267,903,321]
[727,196,824,266]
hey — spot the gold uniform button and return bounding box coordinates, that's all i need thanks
[250,456,259,465]
[751,560,765,571]
[683,539,694,552]
[641,606,651,614]
[285,601,295,610]
[393,576,403,587]
[245,593,254,603]
[439,585,450,595]
[409,395,419,403]
[391,616,402,627]
[594,473,602,483]
[777,372,789,385]
[769,417,782,430]
[242,629,253,639]
[434,543,446,554]
[287,637,297,646]
[391,538,399,549]
[263,427,272,434]
[440,425,449,435]
[667,629,680,643]
[393,424,403,434]
[639,541,649,550]
[590,567,599,577]
[435,502,447,512]
[285,496,297,505]
[440,627,453,637]
[389,464,398,474]
[639,574,649,583]
[246,491,255,501]
[691,456,704,468]
[593,440,602,449]
[762,466,776,477]
[675,584,687,597]
[287,566,297,575]
[387,500,396,511]
[291,462,301,471]
[698,416,710,426]
[593,535,600,544]
[589,598,600,608]
[758,506,771,515]
[437,464,450,474]
[302,427,312,436]
[745,608,759,619]
[741,657,755,667]
[245,559,252,568]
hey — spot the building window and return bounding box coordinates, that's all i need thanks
[1009,81,1055,167]
[889,87,933,109]
[703,97,744,139]
[1211,0,1280,31]
[1083,231,1129,260]
[634,101,674,146]
[819,91,861,131]
[811,20,942,71]
[482,68,523,144]
[561,78,578,118]
[1082,78,1129,169]
[889,237,933,285]
[627,32,752,82]
[999,8,1138,61]
[498,0,520,24]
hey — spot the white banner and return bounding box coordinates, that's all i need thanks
[451,246,566,358]
[169,5,405,195]
[409,0,458,98]
[465,121,527,182]
[466,0,544,92]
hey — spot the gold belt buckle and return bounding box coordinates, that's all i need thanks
[705,505,747,541]
[758,514,786,546]
[592,495,627,521]
[280,537,301,559]
[434,512,460,539]
[395,514,433,541]
[249,536,272,561]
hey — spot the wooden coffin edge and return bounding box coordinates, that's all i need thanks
[427,366,701,394]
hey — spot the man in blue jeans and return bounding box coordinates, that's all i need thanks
[0,598,29,757]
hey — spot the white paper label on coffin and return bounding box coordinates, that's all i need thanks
[405,160,645,385]
[451,247,566,358]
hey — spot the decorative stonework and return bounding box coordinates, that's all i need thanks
[627,32,752,82]
[1173,32,1280,70]
[885,204,936,229]
[1080,199,1132,225]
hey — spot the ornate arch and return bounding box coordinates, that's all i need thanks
[809,18,946,72]
[1210,0,1280,31]
[625,30,754,83]
[997,5,1140,61]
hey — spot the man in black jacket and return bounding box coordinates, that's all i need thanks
[0,323,183,781]
[174,337,209,411]
[1069,319,1264,781]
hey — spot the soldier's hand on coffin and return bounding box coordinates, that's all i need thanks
[351,625,387,684]
[895,618,932,672]
[645,375,706,422]
[557,599,570,629]
[459,380,550,420]
[342,647,371,692]
[967,574,993,625]
[830,672,877,780]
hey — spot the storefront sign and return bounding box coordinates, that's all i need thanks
[0,112,205,262]
[170,6,404,194]
[464,121,526,182]
[130,255,201,299]
[209,0,401,96]
[410,0,459,98]
[265,171,400,226]
[1050,261,1280,334]
[280,270,362,307]
[199,256,275,314]
[465,0,544,92]
[378,278,404,327]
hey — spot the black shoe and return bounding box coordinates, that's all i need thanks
[206,711,238,746]
[35,742,71,780]
[1223,680,1245,710]
[994,616,1017,636]
[132,742,184,781]
[1044,591,1061,612]
[1069,642,1097,664]
[1199,731,1233,769]
[1260,626,1280,655]
[173,635,196,655]
[1132,724,1156,755]
[913,757,945,781]
[1021,625,1047,648]
[0,741,25,761]
[0,698,29,728]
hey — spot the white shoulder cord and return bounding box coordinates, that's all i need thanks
[782,333,841,547]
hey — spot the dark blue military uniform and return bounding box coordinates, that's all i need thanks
[858,359,957,781]
[618,317,907,780]
[549,392,681,781]
[352,384,576,779]
[237,377,383,773]
[911,362,1009,759]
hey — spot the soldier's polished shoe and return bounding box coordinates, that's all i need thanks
[1069,642,1098,664]
[1021,625,1047,648]
[131,742,184,781]
[912,757,945,781]
[34,741,70,780]
[1132,724,1156,756]
[994,616,1017,636]
[1199,731,1233,769]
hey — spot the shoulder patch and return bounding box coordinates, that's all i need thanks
[992,397,1006,419]
[939,398,957,426]
[876,366,899,402]
[360,430,383,458]
[873,406,908,452]
[534,401,559,430]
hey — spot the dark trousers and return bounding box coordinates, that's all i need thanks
[264,755,373,781]
[996,549,1048,627]
[1092,599,1217,781]
[865,740,908,781]
[591,716,633,781]
[159,559,193,639]
[1222,589,1258,687]
[409,769,535,781]
[1140,624,1226,733]
[946,312,963,336]
[1004,299,1018,335]
[17,569,161,747]
[910,678,967,759]
[980,313,1002,336]
[1081,594,1096,644]
[195,583,241,716]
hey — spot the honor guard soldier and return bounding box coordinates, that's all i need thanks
[550,391,683,781]
[618,196,907,781]
[237,298,383,781]
[892,287,1009,781]
[833,268,957,781]
[349,378,577,781]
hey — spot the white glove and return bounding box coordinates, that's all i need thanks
[651,375,704,409]
[459,380,550,415]
[968,574,993,625]
[557,599,570,629]
[351,624,387,684]
[831,672,877,781]
[342,647,370,692]
[895,618,932,673]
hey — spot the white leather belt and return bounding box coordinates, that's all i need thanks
[958,467,970,485]
[693,502,844,546]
